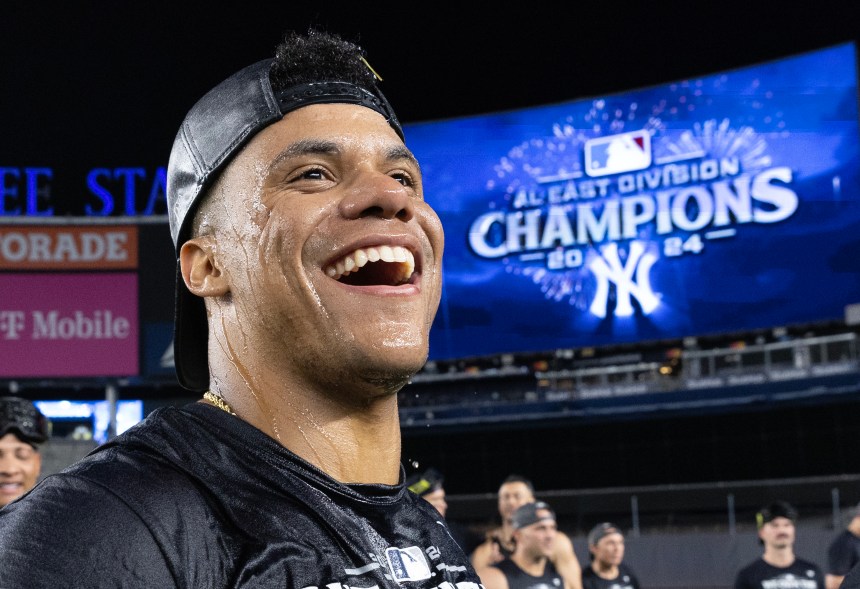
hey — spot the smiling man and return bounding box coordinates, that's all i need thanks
[473,475,583,589]
[0,397,49,508]
[0,29,479,589]
[477,501,565,589]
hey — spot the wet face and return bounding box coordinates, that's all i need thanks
[498,481,535,522]
[759,516,795,550]
[0,433,41,508]
[187,104,444,400]
[422,487,448,517]
[514,510,557,560]
[590,532,625,568]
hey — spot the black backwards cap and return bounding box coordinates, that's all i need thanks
[405,467,444,497]
[511,501,556,530]
[587,522,622,546]
[0,396,50,445]
[166,32,404,391]
[756,500,798,528]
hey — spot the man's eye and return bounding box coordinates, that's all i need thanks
[391,173,414,187]
[299,168,326,181]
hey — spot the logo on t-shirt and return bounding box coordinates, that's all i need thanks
[385,546,432,582]
[762,573,818,589]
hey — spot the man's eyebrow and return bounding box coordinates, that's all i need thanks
[266,139,420,173]
[268,139,340,172]
[385,145,420,170]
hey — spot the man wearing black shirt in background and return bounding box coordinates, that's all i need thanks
[735,501,823,589]
[477,501,564,589]
[581,522,640,589]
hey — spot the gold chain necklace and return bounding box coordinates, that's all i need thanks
[203,391,236,415]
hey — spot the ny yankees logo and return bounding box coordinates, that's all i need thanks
[589,241,660,318]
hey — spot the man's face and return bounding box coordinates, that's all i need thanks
[590,532,625,568]
[514,510,557,560]
[196,103,444,399]
[498,481,535,521]
[0,433,41,507]
[759,516,795,550]
[422,487,447,517]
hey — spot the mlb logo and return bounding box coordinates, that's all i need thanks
[385,546,432,583]
[584,130,651,177]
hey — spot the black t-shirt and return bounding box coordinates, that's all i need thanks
[0,403,481,589]
[734,557,823,589]
[842,561,860,588]
[493,557,563,589]
[581,563,640,589]
[828,530,860,576]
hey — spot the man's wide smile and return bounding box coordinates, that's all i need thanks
[324,244,417,286]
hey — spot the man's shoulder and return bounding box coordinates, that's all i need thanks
[791,557,823,574]
[618,562,639,576]
[735,557,764,577]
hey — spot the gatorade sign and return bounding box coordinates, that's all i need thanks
[0,225,137,270]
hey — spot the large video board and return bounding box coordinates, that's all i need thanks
[407,42,860,361]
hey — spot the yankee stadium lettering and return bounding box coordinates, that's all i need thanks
[0,166,167,217]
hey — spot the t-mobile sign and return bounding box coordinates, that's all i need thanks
[0,273,138,377]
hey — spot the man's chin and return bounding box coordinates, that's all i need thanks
[361,364,421,397]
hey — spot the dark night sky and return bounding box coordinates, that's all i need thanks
[3,2,859,170]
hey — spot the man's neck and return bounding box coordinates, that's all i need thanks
[762,546,795,568]
[512,553,547,577]
[209,369,404,484]
[592,561,619,579]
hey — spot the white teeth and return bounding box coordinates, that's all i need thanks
[324,245,416,283]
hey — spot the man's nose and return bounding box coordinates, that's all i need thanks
[338,173,415,221]
[0,456,17,474]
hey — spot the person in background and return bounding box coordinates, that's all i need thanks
[477,501,564,589]
[406,466,483,554]
[826,502,860,589]
[406,467,449,517]
[581,522,640,589]
[0,28,480,589]
[734,501,823,589]
[0,396,50,508]
[471,474,583,589]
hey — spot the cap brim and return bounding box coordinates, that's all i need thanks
[174,263,210,392]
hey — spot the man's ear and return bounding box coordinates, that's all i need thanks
[180,237,229,297]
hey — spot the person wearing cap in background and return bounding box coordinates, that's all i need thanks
[477,501,564,589]
[826,502,860,589]
[0,397,49,508]
[581,522,640,589]
[0,28,481,589]
[734,501,824,589]
[406,466,483,554]
[472,474,583,589]
[406,467,449,517]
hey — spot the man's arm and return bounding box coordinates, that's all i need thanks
[471,535,504,569]
[828,534,857,589]
[475,565,509,589]
[551,531,583,589]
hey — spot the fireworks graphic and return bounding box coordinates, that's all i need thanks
[486,73,783,311]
